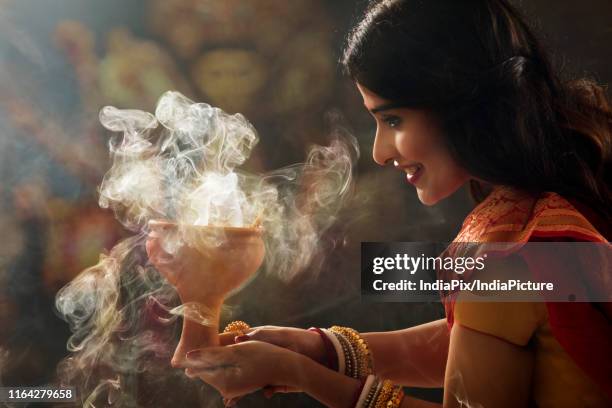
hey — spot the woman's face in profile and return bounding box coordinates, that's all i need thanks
[357,83,470,205]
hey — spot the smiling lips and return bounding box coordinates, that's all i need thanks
[403,163,422,176]
[394,160,424,185]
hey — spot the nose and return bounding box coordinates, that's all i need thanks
[372,127,396,166]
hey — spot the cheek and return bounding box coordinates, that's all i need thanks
[395,131,431,160]
[394,115,443,161]
[427,147,470,185]
[420,156,470,204]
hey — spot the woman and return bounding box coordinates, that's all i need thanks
[149,0,611,406]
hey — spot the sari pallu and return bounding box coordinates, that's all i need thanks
[441,185,611,399]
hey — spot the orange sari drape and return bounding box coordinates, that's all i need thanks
[445,186,611,398]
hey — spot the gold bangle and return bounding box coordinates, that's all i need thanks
[223,320,251,335]
[373,380,394,408]
[330,326,374,378]
[334,327,371,376]
[386,385,404,408]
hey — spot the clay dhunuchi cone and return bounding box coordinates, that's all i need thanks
[147,220,265,366]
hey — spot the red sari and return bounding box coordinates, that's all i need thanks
[445,185,611,398]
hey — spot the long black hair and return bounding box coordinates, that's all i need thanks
[342,0,612,222]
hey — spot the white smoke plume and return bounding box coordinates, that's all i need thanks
[55,91,358,405]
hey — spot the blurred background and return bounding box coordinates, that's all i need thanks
[0,0,610,406]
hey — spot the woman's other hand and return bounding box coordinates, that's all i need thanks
[180,340,305,401]
[225,325,327,365]
[215,326,327,405]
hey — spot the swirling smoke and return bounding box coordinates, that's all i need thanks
[54,91,358,406]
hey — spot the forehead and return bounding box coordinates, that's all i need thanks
[356,83,391,109]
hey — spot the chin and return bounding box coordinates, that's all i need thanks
[416,190,441,206]
[416,183,463,206]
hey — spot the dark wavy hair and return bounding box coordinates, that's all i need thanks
[342,0,612,222]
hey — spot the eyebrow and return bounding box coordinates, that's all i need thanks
[370,102,406,114]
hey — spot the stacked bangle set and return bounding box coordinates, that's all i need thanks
[311,326,405,408]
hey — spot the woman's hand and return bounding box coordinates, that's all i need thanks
[180,340,306,401]
[214,326,327,405]
[230,326,327,365]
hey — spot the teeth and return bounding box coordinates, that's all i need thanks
[404,164,422,176]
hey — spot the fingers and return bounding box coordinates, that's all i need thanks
[272,385,301,394]
[240,326,288,348]
[182,343,299,402]
[220,325,290,344]
[184,365,240,384]
[185,365,232,377]
[220,326,269,346]
[181,340,250,370]
[262,385,300,398]
[180,346,236,369]
[217,328,256,346]
[219,331,238,346]
[185,366,245,400]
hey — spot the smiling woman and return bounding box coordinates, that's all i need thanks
[160,1,611,407]
[343,0,611,221]
[340,1,611,406]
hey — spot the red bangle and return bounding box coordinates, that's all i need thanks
[308,327,338,371]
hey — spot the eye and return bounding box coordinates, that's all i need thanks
[381,115,402,128]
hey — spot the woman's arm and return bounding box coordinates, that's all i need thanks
[303,322,533,408]
[362,318,450,388]
[186,319,533,407]
[234,319,451,389]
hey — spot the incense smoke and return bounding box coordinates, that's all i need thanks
[55,91,358,405]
